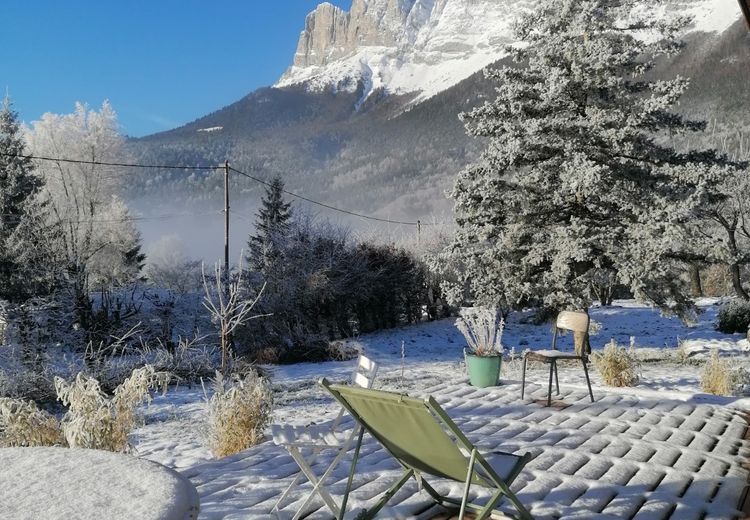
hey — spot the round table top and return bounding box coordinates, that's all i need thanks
[0,447,199,520]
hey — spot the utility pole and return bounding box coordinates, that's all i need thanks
[224,160,230,291]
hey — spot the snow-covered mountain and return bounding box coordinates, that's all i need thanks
[277,0,744,108]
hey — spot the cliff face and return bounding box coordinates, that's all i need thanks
[293,0,415,67]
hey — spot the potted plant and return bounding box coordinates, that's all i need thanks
[456,307,504,388]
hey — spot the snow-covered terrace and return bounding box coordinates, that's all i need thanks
[138,381,749,519]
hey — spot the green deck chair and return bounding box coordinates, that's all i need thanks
[320,379,534,520]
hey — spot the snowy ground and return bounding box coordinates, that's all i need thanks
[131,300,750,519]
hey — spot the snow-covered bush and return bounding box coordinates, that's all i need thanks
[206,370,272,457]
[0,397,64,447]
[239,198,431,362]
[55,365,170,452]
[0,365,54,402]
[456,307,504,357]
[591,340,639,387]
[327,340,362,362]
[716,300,750,334]
[146,336,217,382]
[700,350,748,396]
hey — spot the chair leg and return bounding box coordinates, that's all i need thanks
[338,428,365,520]
[272,472,303,512]
[459,449,478,519]
[554,361,560,395]
[582,358,594,402]
[547,362,554,407]
[521,356,527,399]
[287,447,340,519]
[273,444,326,512]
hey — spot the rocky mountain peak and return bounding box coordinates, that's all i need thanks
[279,0,744,107]
[293,0,418,67]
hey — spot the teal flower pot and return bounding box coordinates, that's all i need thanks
[464,349,502,388]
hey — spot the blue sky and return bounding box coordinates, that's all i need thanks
[1,1,352,137]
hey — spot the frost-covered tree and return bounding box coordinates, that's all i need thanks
[247,176,292,275]
[689,166,750,299]
[25,102,146,326]
[450,0,725,319]
[0,96,45,301]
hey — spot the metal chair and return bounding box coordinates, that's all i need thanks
[521,310,594,406]
[271,354,378,519]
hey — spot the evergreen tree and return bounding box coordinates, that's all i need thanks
[449,0,725,319]
[0,95,44,302]
[247,176,292,275]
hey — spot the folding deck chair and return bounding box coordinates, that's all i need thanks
[271,355,379,519]
[320,378,533,520]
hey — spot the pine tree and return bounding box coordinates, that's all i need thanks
[0,95,44,302]
[449,0,726,319]
[247,176,292,275]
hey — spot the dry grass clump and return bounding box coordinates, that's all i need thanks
[207,369,272,457]
[0,397,64,447]
[54,365,170,452]
[591,340,640,387]
[700,350,749,396]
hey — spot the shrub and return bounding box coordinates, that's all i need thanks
[591,340,639,387]
[700,350,749,395]
[238,216,430,359]
[207,369,272,457]
[54,365,170,452]
[0,397,64,447]
[716,300,750,334]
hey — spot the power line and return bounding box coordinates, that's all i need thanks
[1,152,448,227]
[0,152,220,171]
[229,166,428,227]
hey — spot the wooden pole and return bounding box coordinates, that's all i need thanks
[224,160,230,285]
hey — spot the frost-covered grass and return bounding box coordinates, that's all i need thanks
[591,339,640,387]
[0,397,64,447]
[205,370,272,457]
[700,349,750,396]
[0,365,169,452]
[56,365,171,452]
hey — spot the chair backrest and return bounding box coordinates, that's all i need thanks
[552,311,590,355]
[556,311,589,332]
[328,355,380,431]
[352,355,378,389]
[321,379,492,487]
